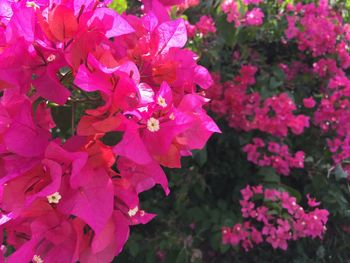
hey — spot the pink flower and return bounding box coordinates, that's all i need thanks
[221,0,241,26]
[185,20,196,38]
[303,97,316,108]
[244,8,264,26]
[195,15,216,36]
[223,186,328,251]
[243,0,263,4]
[307,194,321,207]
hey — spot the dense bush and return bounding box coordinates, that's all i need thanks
[1,0,350,262]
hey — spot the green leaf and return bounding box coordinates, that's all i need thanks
[175,249,188,263]
[334,164,348,181]
[192,147,208,167]
[100,131,123,146]
[258,167,281,183]
[128,241,140,257]
[269,77,283,89]
[109,0,127,14]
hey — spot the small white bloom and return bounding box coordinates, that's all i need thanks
[47,192,62,204]
[33,255,44,263]
[157,96,167,108]
[47,54,56,62]
[26,1,40,10]
[128,206,138,217]
[147,117,160,132]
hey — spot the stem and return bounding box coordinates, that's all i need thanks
[71,101,76,136]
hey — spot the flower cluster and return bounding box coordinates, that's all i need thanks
[221,0,264,27]
[285,1,343,57]
[207,65,308,175]
[222,185,329,251]
[0,0,218,262]
[283,1,350,164]
[209,65,309,137]
[243,138,305,176]
[185,15,216,38]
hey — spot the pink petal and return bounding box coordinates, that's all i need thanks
[155,18,187,54]
[58,168,114,234]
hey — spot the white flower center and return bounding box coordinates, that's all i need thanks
[47,192,62,204]
[147,117,160,132]
[26,1,40,10]
[169,113,175,120]
[128,206,138,217]
[157,96,167,108]
[33,255,43,263]
[47,54,56,62]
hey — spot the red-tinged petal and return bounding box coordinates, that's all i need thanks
[77,115,99,136]
[113,73,140,111]
[155,143,181,168]
[24,159,62,205]
[92,114,123,133]
[91,217,115,254]
[65,29,104,71]
[48,5,78,42]
[20,200,52,218]
[85,140,116,169]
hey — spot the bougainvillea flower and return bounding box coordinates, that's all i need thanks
[0,0,219,261]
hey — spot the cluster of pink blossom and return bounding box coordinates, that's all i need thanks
[285,1,344,57]
[0,0,219,262]
[207,65,308,175]
[185,15,216,38]
[222,185,329,251]
[221,0,264,27]
[314,79,350,163]
[210,0,350,175]
[209,65,309,137]
[278,61,311,81]
[283,1,350,164]
[243,138,305,176]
